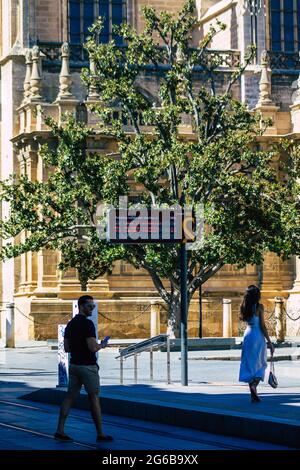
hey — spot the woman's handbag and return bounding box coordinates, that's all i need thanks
[268,357,278,389]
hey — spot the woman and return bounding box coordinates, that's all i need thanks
[239,285,275,402]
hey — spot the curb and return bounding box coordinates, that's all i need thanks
[186,355,300,361]
[20,388,300,449]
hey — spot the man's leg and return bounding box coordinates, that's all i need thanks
[55,365,81,436]
[56,391,78,435]
[84,365,113,440]
[88,392,103,436]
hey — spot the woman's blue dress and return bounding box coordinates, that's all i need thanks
[239,312,267,383]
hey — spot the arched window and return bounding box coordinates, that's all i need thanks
[69,0,127,45]
[270,0,300,51]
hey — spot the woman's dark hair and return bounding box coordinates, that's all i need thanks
[240,285,261,321]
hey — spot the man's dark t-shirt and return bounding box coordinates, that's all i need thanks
[64,314,97,365]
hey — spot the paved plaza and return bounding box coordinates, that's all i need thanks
[0,342,300,451]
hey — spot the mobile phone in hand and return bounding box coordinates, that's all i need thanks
[103,335,110,342]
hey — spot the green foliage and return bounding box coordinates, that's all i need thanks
[1,0,300,319]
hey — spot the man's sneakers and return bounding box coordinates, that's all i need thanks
[96,434,114,442]
[54,432,74,442]
[54,431,113,443]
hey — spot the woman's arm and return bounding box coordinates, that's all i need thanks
[259,305,275,354]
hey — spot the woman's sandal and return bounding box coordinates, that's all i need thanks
[250,382,261,403]
[251,394,261,403]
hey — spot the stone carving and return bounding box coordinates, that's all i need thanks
[30,46,43,101]
[57,42,74,99]
[260,49,268,65]
[257,50,275,107]
[244,0,263,15]
[87,59,100,101]
[22,49,32,103]
[61,42,69,56]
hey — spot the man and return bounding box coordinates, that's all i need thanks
[54,295,113,442]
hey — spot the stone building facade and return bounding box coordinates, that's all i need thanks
[0,0,300,340]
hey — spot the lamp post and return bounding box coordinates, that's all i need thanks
[180,240,188,386]
[199,284,203,338]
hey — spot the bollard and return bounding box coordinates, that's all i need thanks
[167,336,171,384]
[150,301,161,337]
[5,303,15,348]
[222,299,232,338]
[274,297,285,343]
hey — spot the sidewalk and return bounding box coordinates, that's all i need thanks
[22,383,300,448]
[2,337,300,361]
[1,342,300,448]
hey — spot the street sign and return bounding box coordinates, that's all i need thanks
[106,208,195,243]
[106,205,192,386]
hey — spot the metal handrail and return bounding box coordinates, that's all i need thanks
[116,334,171,385]
[116,334,168,358]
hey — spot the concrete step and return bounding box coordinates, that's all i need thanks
[47,337,243,350]
[47,336,300,351]
[0,340,48,349]
[21,386,300,449]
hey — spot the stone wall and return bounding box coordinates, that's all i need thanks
[27,295,247,340]
[137,0,187,34]
[202,6,237,50]
[272,74,299,112]
[39,62,240,111]
[36,0,62,42]
[243,71,260,109]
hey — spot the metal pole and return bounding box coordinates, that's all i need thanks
[120,357,124,385]
[134,354,138,384]
[150,346,153,381]
[167,336,171,385]
[180,242,188,386]
[199,284,203,338]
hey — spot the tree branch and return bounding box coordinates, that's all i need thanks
[188,260,224,298]
[124,103,141,136]
[127,246,171,305]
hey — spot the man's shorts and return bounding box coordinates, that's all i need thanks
[68,364,100,395]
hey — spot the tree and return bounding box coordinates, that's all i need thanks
[1,0,300,337]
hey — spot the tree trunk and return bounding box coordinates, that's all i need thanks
[166,293,182,338]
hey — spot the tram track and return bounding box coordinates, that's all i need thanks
[0,399,258,450]
[0,421,96,449]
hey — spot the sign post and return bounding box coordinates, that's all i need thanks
[106,207,194,386]
[180,242,188,386]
